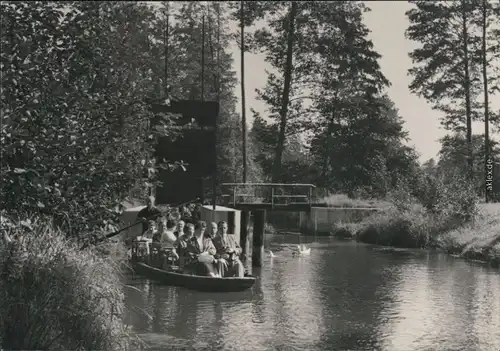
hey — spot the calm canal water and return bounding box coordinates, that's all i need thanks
[124,235,500,351]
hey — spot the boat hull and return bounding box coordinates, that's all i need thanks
[130,261,256,292]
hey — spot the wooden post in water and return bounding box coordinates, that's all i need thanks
[252,209,266,267]
[240,210,250,263]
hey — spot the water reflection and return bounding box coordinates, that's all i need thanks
[124,236,500,351]
[471,272,500,350]
[259,250,326,349]
[376,255,500,351]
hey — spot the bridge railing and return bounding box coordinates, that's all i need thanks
[220,183,316,208]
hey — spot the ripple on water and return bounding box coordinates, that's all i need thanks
[124,237,500,351]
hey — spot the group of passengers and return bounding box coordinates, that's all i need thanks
[134,196,244,278]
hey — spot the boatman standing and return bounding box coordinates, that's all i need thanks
[137,196,162,234]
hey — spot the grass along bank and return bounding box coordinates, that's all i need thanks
[318,194,391,209]
[327,175,499,268]
[0,216,141,350]
[437,204,500,267]
[330,203,500,268]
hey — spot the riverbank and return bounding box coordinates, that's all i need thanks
[0,217,138,350]
[330,203,500,268]
[437,204,500,267]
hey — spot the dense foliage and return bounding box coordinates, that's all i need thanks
[245,0,499,199]
[0,1,257,236]
[244,2,420,196]
[2,1,499,237]
[1,2,161,236]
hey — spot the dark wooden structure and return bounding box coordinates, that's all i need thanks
[220,183,316,267]
[150,100,219,204]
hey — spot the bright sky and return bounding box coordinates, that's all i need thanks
[228,1,500,163]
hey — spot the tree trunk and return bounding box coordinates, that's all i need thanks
[323,111,336,187]
[241,0,248,184]
[461,0,474,180]
[201,15,205,102]
[207,6,215,94]
[163,1,169,98]
[482,0,490,202]
[321,135,329,186]
[272,1,297,183]
[214,3,221,209]
[216,4,221,103]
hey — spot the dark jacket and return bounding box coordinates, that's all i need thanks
[212,234,242,259]
[137,206,162,233]
[186,236,216,256]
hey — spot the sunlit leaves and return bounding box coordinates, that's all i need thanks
[0,2,164,235]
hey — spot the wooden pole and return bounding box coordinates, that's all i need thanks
[201,14,205,102]
[240,210,250,263]
[252,209,265,267]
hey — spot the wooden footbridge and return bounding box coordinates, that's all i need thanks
[220,183,316,212]
[219,183,316,268]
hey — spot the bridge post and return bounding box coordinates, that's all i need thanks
[240,210,250,262]
[252,209,266,267]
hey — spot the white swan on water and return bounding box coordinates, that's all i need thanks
[294,244,311,255]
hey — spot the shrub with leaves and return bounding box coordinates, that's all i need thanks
[0,216,141,350]
[387,180,420,213]
[433,174,479,222]
[355,203,432,248]
[411,172,479,223]
[411,172,441,213]
[356,172,479,248]
[0,2,168,236]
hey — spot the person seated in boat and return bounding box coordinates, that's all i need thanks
[179,205,191,222]
[155,218,178,248]
[192,203,202,222]
[137,196,162,234]
[177,222,194,244]
[207,221,218,239]
[152,218,179,267]
[152,218,175,248]
[174,220,185,239]
[213,221,244,278]
[150,219,163,264]
[182,221,218,276]
[133,220,156,257]
[143,220,157,240]
[152,218,163,243]
[175,222,195,267]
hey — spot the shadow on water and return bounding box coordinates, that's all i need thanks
[124,234,500,351]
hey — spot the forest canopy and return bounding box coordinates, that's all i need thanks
[1,1,499,237]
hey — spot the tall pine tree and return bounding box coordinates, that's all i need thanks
[406,0,485,179]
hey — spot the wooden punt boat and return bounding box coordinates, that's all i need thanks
[130,260,257,292]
